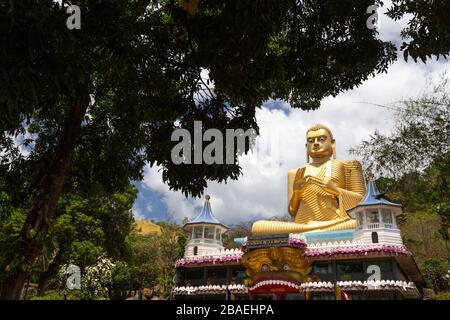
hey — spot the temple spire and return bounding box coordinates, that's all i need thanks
[185,195,227,227]
[182,195,229,257]
[358,178,402,208]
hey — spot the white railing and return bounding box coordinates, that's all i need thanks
[185,243,243,258]
[189,238,222,245]
[357,223,395,230]
[307,240,365,249]
[191,247,243,258]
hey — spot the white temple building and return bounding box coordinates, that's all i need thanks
[173,180,426,300]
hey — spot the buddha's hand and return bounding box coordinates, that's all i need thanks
[289,188,304,216]
[323,179,340,197]
[293,189,304,197]
[305,176,340,197]
[293,180,305,191]
[293,169,306,190]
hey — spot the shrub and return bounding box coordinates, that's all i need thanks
[434,292,450,300]
[30,290,62,300]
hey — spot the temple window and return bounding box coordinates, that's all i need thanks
[194,226,203,239]
[185,267,203,286]
[193,246,198,255]
[368,259,395,280]
[231,268,246,283]
[371,232,379,243]
[313,262,332,275]
[369,259,393,273]
[337,261,364,281]
[367,210,379,223]
[204,226,215,239]
[357,211,365,226]
[206,268,227,285]
[215,228,221,241]
[381,209,393,224]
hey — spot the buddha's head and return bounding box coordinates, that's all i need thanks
[306,124,336,162]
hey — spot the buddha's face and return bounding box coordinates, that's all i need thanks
[306,128,334,159]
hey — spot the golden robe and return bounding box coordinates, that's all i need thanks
[252,160,366,235]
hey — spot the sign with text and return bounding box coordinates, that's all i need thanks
[246,234,290,250]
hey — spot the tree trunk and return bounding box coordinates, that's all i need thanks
[37,250,63,295]
[0,95,89,299]
[23,276,31,300]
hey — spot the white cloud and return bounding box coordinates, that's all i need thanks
[132,205,145,220]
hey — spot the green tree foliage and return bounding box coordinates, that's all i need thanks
[422,258,449,292]
[350,78,450,221]
[351,77,450,178]
[399,210,447,264]
[29,290,63,300]
[79,257,116,300]
[111,261,133,299]
[435,291,450,300]
[0,183,137,296]
[0,190,26,279]
[127,222,186,298]
[386,0,450,62]
[36,184,136,292]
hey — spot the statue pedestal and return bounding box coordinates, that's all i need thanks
[241,234,312,300]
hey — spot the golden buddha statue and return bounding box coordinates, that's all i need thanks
[252,124,366,235]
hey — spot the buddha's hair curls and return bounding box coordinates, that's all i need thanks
[306,124,334,140]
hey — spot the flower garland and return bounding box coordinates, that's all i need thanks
[176,242,409,267]
[298,280,417,293]
[287,236,308,248]
[174,253,242,267]
[304,245,410,259]
[248,279,302,291]
[173,284,246,295]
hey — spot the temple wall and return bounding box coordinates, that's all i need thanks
[353,228,403,246]
[184,242,225,257]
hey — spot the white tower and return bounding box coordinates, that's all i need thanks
[348,177,404,246]
[183,195,229,257]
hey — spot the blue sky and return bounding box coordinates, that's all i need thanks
[132,182,168,222]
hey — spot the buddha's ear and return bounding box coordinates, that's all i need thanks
[332,139,336,159]
[305,144,309,163]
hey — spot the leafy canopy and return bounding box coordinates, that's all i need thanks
[1,0,427,197]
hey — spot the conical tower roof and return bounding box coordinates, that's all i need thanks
[184,195,229,229]
[354,176,402,209]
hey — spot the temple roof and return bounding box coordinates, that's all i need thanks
[184,195,229,228]
[355,178,402,209]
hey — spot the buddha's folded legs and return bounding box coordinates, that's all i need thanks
[251,218,357,235]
